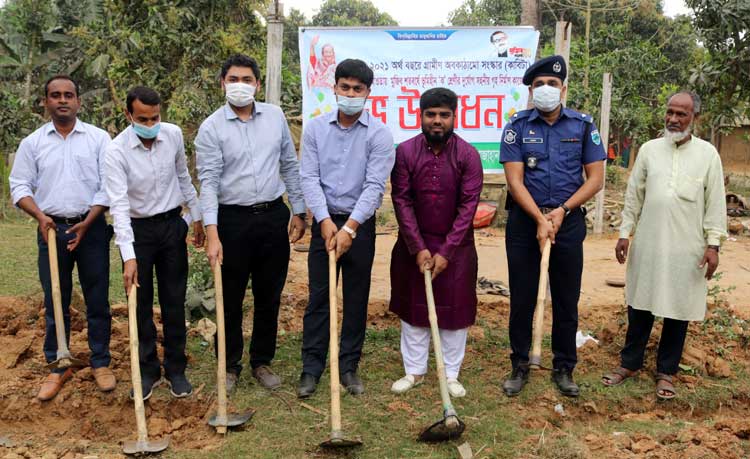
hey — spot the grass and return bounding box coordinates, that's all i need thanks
[2,217,750,457]
[1,216,142,304]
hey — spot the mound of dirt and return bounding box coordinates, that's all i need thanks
[0,295,224,458]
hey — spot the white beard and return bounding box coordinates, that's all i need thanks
[663,126,691,144]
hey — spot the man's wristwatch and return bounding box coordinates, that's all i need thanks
[707,245,720,253]
[559,204,571,217]
[295,213,306,219]
[342,224,357,239]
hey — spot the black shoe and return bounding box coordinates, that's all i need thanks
[503,364,529,397]
[166,373,193,398]
[130,374,161,401]
[552,369,579,397]
[297,372,319,399]
[340,371,364,396]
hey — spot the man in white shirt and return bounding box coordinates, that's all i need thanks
[603,92,727,400]
[10,75,115,401]
[105,86,204,400]
[196,54,306,391]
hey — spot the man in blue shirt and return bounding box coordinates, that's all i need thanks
[196,54,307,391]
[298,59,395,397]
[10,75,114,400]
[500,56,605,397]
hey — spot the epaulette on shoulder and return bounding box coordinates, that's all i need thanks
[508,109,532,125]
[566,107,594,124]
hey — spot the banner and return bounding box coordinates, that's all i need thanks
[299,27,540,173]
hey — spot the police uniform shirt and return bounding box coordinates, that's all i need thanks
[500,107,606,207]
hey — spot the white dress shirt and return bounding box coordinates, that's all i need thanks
[105,122,201,261]
[10,119,110,216]
[195,102,305,226]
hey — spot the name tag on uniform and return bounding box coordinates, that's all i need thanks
[523,137,544,144]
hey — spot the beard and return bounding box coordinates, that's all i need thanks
[663,125,692,144]
[422,126,454,145]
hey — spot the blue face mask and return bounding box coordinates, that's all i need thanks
[132,121,161,139]
[336,95,367,116]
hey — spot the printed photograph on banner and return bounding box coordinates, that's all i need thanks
[298,27,540,173]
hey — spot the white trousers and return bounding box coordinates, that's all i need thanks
[400,320,468,380]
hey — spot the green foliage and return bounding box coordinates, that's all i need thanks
[686,0,750,137]
[448,0,520,26]
[449,0,705,145]
[311,0,397,27]
[185,245,215,320]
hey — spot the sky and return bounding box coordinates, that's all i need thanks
[283,0,691,26]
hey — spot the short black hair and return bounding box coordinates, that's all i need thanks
[126,86,161,114]
[420,87,458,112]
[44,75,80,98]
[334,59,374,88]
[220,54,261,80]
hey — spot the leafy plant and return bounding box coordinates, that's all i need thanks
[185,245,215,320]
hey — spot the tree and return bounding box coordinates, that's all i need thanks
[448,0,520,26]
[311,0,397,27]
[685,0,750,142]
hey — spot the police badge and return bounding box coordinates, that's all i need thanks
[504,129,517,144]
[553,61,562,73]
[527,156,538,169]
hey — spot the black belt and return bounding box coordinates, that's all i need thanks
[539,207,558,214]
[219,197,283,214]
[48,212,89,225]
[132,207,182,222]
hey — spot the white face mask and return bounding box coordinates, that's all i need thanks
[336,95,367,116]
[225,82,256,107]
[532,84,562,113]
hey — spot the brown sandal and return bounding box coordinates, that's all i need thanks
[601,367,638,386]
[655,373,676,400]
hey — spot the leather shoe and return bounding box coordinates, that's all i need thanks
[37,368,74,401]
[552,369,579,397]
[252,365,281,390]
[340,371,364,395]
[226,372,239,393]
[93,367,116,392]
[503,364,529,397]
[297,372,318,398]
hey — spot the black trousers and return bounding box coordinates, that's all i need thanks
[506,204,586,371]
[218,201,290,375]
[38,215,112,373]
[132,211,189,380]
[620,306,689,375]
[302,215,376,377]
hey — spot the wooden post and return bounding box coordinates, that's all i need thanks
[554,21,572,105]
[593,73,612,235]
[265,1,284,106]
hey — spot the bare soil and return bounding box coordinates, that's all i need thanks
[1,231,748,458]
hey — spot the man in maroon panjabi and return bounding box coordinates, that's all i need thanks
[389,87,483,398]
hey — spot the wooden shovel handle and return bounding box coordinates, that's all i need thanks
[213,263,228,433]
[424,269,455,416]
[127,284,149,443]
[47,228,68,355]
[328,250,342,434]
[530,240,552,367]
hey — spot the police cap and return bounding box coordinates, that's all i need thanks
[522,55,567,86]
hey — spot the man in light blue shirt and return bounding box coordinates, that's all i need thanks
[10,75,114,400]
[298,59,395,397]
[195,54,306,391]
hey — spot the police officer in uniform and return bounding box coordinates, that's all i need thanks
[500,56,605,397]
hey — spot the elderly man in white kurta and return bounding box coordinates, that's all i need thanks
[602,91,727,400]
